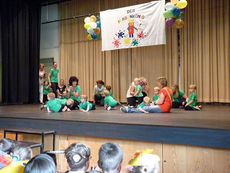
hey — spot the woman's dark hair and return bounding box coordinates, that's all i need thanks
[69,76,79,86]
[24,154,56,173]
[96,80,104,85]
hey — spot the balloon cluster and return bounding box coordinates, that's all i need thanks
[163,0,188,29]
[84,15,101,40]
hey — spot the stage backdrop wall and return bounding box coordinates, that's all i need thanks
[59,0,178,102]
[59,0,230,103]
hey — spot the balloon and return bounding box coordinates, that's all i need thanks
[90,15,96,22]
[166,18,176,27]
[165,2,174,11]
[94,28,101,35]
[90,22,97,29]
[84,23,90,29]
[178,12,185,19]
[96,15,100,21]
[172,7,180,16]
[87,28,94,34]
[91,33,97,40]
[96,21,101,28]
[175,19,184,28]
[87,34,93,40]
[176,0,188,9]
[163,10,174,18]
[84,17,91,24]
[171,0,178,4]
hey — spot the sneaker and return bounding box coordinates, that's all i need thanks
[120,106,128,113]
[107,106,111,111]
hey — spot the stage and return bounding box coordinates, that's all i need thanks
[0,104,230,149]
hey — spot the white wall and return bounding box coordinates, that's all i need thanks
[40,4,59,67]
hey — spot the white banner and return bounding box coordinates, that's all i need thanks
[100,0,166,51]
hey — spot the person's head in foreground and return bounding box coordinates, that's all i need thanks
[47,93,55,101]
[0,138,16,154]
[98,143,123,173]
[128,149,160,173]
[24,153,56,173]
[189,84,196,94]
[65,142,91,172]
[104,90,110,97]
[96,80,104,88]
[80,95,88,103]
[11,145,32,161]
[153,87,160,95]
[156,77,167,89]
[143,97,151,106]
[133,78,140,86]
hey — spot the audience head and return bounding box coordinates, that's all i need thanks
[11,145,32,161]
[65,143,91,172]
[60,79,65,86]
[156,77,167,88]
[53,61,57,68]
[44,80,49,86]
[98,143,123,173]
[47,93,55,100]
[67,98,74,106]
[0,138,16,154]
[69,76,79,86]
[39,64,44,70]
[153,87,160,95]
[24,154,56,173]
[106,85,112,91]
[171,84,179,94]
[143,97,151,105]
[80,95,88,103]
[189,84,196,93]
[134,78,140,86]
[104,90,110,96]
[96,80,104,88]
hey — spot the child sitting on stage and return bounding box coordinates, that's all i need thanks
[43,93,68,112]
[185,84,201,111]
[106,85,114,98]
[104,90,118,111]
[94,80,105,106]
[57,79,67,99]
[137,96,151,114]
[171,84,187,108]
[133,78,143,104]
[65,143,91,173]
[79,95,96,112]
[152,87,160,102]
[43,81,50,104]
[97,143,123,173]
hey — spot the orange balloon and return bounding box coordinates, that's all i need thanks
[90,15,96,22]
[175,19,184,29]
[94,28,101,34]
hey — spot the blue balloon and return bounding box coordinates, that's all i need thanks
[172,7,180,16]
[91,33,97,40]
[96,21,101,28]
[87,28,94,34]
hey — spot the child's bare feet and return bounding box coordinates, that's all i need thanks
[62,106,68,112]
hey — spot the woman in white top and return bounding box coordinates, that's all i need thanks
[39,64,46,104]
[126,81,136,107]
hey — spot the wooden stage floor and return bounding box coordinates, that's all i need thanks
[0,104,230,149]
[0,104,229,130]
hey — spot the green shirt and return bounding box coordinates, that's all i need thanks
[173,89,185,103]
[109,90,114,98]
[104,96,117,107]
[56,98,67,105]
[152,94,160,102]
[79,101,93,111]
[135,85,143,97]
[46,99,62,113]
[43,85,49,95]
[137,102,146,108]
[70,85,81,102]
[50,68,59,83]
[188,92,197,108]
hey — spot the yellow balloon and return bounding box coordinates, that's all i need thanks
[87,34,93,40]
[171,0,178,4]
[175,19,184,29]
[90,15,96,22]
[84,23,90,29]
[176,0,188,9]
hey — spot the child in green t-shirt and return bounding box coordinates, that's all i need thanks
[185,84,201,111]
[171,84,187,108]
[137,96,151,113]
[104,90,118,111]
[134,78,143,104]
[43,81,50,104]
[152,87,160,102]
[106,85,114,98]
[79,95,96,112]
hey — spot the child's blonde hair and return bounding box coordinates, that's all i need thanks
[67,98,74,105]
[189,84,197,90]
[154,87,160,91]
[157,77,167,87]
[80,95,88,100]
[134,78,140,82]
[143,96,151,104]
[47,93,55,100]
[104,90,110,96]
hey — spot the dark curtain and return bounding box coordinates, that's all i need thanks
[0,0,41,104]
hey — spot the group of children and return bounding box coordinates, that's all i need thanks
[0,138,160,173]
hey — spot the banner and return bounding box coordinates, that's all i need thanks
[100,0,166,51]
